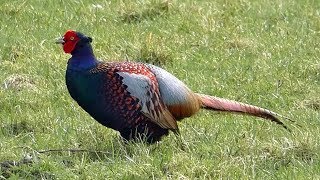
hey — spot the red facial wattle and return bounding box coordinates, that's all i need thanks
[62,30,80,54]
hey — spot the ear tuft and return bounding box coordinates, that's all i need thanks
[88,37,93,43]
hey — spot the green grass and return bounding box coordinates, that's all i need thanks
[0,0,319,179]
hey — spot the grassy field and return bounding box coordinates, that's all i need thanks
[0,0,319,179]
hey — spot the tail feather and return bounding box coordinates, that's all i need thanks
[196,93,291,130]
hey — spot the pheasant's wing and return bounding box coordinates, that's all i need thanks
[147,64,201,119]
[117,71,178,130]
[90,62,178,131]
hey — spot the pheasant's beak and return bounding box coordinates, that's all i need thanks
[55,37,65,44]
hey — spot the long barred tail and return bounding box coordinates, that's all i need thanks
[196,93,292,130]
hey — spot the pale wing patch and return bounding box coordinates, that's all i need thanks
[147,65,191,105]
[147,64,201,118]
[117,72,178,130]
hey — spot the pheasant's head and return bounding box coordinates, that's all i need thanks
[56,30,92,54]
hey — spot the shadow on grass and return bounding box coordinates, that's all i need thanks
[258,142,317,171]
[0,154,55,179]
[2,74,37,92]
[1,121,34,136]
[120,1,170,23]
[136,46,172,66]
[0,1,27,17]
[301,99,320,111]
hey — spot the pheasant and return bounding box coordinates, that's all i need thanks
[56,30,290,143]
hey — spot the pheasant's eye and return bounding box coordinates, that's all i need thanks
[70,36,75,41]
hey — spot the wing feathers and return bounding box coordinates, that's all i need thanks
[117,71,178,130]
